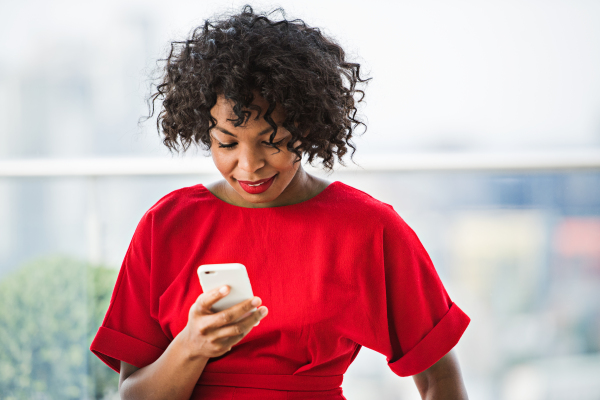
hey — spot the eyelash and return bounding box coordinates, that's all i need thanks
[217,138,286,149]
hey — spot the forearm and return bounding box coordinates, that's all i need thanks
[412,350,468,400]
[414,375,468,400]
[119,328,209,400]
[118,288,267,400]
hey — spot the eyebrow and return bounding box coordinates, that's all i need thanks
[215,126,275,138]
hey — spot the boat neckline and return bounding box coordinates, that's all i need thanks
[198,180,341,210]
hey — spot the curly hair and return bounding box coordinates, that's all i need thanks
[147,5,370,170]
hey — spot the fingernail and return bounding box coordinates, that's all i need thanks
[259,307,268,316]
[219,286,229,294]
[251,297,261,307]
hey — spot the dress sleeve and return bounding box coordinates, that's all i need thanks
[377,207,470,377]
[90,211,171,373]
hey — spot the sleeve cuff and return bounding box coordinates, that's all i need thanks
[388,302,470,377]
[90,326,167,373]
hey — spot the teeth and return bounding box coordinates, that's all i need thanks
[248,182,265,187]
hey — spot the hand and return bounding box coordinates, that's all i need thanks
[180,286,268,359]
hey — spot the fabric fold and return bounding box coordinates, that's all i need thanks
[388,303,470,377]
[90,326,166,372]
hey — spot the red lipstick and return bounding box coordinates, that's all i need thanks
[237,174,277,194]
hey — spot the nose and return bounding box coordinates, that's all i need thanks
[237,144,265,174]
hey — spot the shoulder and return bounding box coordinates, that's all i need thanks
[322,181,416,241]
[330,182,404,225]
[135,184,212,230]
[148,184,209,214]
[124,184,214,264]
[327,182,424,254]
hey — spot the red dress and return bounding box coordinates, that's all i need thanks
[90,181,470,399]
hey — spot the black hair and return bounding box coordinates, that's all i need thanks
[147,5,370,170]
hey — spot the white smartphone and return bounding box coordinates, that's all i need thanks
[197,263,255,313]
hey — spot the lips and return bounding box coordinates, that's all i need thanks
[237,174,277,195]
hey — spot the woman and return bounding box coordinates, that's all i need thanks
[91,5,470,399]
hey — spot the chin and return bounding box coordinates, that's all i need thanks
[238,190,280,204]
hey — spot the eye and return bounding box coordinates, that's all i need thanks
[262,137,286,147]
[217,142,237,149]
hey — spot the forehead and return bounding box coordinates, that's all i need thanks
[210,94,285,127]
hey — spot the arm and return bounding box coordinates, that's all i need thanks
[412,350,468,400]
[118,338,208,400]
[118,286,268,400]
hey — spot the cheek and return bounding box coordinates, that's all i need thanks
[271,141,300,171]
[211,151,235,175]
[269,147,300,172]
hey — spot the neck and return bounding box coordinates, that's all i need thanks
[279,165,310,201]
[250,165,313,208]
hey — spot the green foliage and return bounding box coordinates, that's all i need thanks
[0,256,119,399]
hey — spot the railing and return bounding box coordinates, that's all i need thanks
[2,150,598,265]
[1,150,599,177]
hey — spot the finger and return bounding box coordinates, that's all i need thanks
[207,296,262,328]
[193,285,230,314]
[216,308,268,349]
[214,306,268,339]
[212,322,259,351]
[211,335,239,354]
[252,305,268,326]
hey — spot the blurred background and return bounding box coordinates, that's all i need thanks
[1,0,600,399]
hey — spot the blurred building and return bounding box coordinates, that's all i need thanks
[1,1,600,399]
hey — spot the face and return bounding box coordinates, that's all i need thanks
[209,93,306,207]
